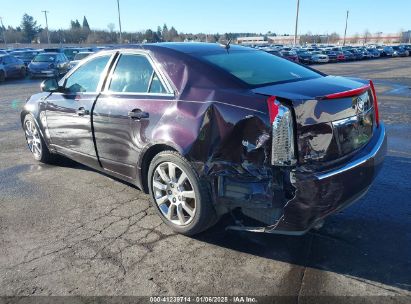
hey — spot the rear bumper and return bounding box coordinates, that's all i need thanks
[229,123,387,235]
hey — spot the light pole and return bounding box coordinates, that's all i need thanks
[116,0,123,43]
[294,0,300,45]
[343,10,349,46]
[42,10,50,44]
[0,17,7,46]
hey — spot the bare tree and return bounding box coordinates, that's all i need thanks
[363,30,371,45]
[107,23,115,33]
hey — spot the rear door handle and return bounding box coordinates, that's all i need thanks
[76,107,89,116]
[128,109,149,120]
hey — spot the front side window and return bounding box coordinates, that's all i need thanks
[64,55,111,93]
[199,50,322,86]
[108,54,166,93]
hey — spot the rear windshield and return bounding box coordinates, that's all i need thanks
[200,50,321,86]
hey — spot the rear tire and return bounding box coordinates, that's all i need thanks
[0,70,5,82]
[148,151,218,236]
[23,114,54,163]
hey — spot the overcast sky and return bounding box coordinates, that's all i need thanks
[2,0,410,35]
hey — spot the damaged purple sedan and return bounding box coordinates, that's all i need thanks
[21,43,386,235]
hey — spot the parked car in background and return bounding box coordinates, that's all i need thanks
[336,51,346,62]
[63,48,87,61]
[359,48,372,59]
[69,51,94,69]
[265,49,283,57]
[367,48,381,58]
[310,51,329,63]
[377,46,394,57]
[0,54,26,82]
[20,43,386,236]
[322,50,338,62]
[10,50,43,66]
[400,44,411,55]
[392,46,409,57]
[343,50,356,61]
[43,48,65,54]
[348,49,364,60]
[28,53,70,78]
[295,50,312,64]
[280,50,299,62]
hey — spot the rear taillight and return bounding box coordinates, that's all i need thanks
[266,96,278,124]
[369,80,380,127]
[267,96,296,166]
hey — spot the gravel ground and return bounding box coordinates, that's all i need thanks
[0,57,410,302]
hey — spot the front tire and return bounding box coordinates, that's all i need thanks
[23,115,54,163]
[148,151,217,236]
[0,70,5,82]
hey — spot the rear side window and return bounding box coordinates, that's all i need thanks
[108,54,166,93]
[200,50,321,86]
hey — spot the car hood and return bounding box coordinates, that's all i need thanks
[29,62,53,69]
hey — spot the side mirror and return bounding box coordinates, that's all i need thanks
[41,78,61,92]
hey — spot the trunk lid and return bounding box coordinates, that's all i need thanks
[254,76,376,166]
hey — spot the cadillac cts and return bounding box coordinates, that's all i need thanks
[21,43,387,236]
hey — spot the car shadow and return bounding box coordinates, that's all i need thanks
[40,154,411,291]
[195,155,411,292]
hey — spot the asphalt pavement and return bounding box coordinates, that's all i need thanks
[0,58,410,302]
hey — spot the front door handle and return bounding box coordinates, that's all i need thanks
[76,107,89,116]
[128,109,149,120]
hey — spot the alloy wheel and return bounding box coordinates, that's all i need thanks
[152,162,196,226]
[24,119,42,158]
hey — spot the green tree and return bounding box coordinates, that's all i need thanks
[20,14,41,43]
[168,26,178,41]
[162,24,169,41]
[144,29,160,43]
[82,16,90,31]
[156,26,162,41]
[71,19,81,29]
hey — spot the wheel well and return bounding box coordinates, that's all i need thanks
[140,144,177,193]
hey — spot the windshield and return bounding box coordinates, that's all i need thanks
[33,54,56,62]
[199,50,321,86]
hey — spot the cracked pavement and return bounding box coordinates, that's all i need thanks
[0,58,410,301]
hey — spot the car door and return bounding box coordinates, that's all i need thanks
[93,51,174,181]
[45,52,115,167]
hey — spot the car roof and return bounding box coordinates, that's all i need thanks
[112,42,255,55]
